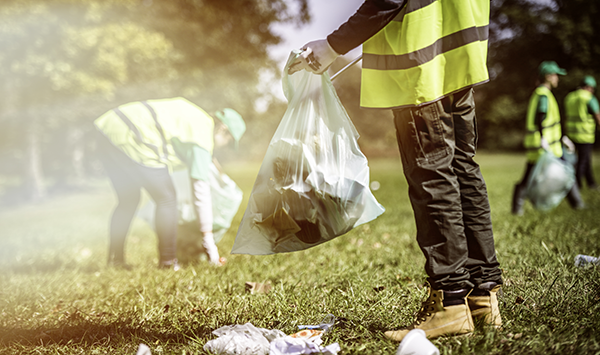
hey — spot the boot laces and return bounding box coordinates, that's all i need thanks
[415,300,436,325]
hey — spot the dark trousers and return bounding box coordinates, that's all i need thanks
[96,132,178,264]
[574,143,597,188]
[393,88,502,291]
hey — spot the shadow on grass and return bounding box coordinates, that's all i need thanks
[0,259,103,275]
[0,318,213,348]
[1,221,211,274]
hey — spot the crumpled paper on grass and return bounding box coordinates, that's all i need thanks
[203,323,340,355]
[270,336,341,355]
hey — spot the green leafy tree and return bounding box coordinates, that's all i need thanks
[477,0,600,150]
[0,0,308,202]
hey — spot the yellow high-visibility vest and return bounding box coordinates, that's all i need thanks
[94,97,214,170]
[524,86,562,163]
[564,89,596,144]
[361,0,490,109]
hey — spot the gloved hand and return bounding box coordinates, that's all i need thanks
[288,39,340,75]
[540,137,550,150]
[562,136,576,152]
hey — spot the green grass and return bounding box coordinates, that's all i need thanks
[1,153,600,354]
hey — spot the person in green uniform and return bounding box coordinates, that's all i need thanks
[289,0,503,341]
[564,75,600,189]
[94,98,245,270]
[511,61,584,215]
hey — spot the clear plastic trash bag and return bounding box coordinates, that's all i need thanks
[526,150,575,211]
[562,146,577,167]
[231,50,385,255]
[137,163,243,243]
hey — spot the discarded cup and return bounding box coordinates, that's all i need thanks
[574,254,600,267]
[136,344,152,355]
[396,329,439,355]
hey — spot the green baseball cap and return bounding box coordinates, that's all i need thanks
[582,75,597,88]
[538,61,567,77]
[215,108,246,143]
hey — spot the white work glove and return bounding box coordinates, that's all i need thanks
[562,136,576,152]
[540,137,550,150]
[288,39,340,75]
[202,232,225,266]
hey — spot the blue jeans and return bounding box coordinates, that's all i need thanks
[393,88,502,290]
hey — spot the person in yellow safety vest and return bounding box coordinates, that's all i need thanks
[511,61,584,215]
[94,98,245,270]
[289,0,502,341]
[564,75,600,189]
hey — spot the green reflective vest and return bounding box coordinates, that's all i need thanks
[564,89,595,144]
[94,97,214,170]
[524,86,562,163]
[360,0,490,109]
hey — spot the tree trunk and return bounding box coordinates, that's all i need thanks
[25,117,46,202]
[68,126,86,183]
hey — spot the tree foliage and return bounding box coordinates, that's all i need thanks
[0,0,308,201]
[477,0,600,149]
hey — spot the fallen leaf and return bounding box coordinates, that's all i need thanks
[245,282,272,294]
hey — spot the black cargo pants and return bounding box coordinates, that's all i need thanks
[393,88,503,291]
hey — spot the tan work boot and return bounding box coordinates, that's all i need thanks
[467,282,502,328]
[384,288,474,342]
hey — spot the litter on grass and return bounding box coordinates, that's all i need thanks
[136,344,151,355]
[298,314,336,334]
[245,281,273,294]
[574,254,600,267]
[203,322,340,355]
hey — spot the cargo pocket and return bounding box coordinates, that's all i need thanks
[408,103,448,168]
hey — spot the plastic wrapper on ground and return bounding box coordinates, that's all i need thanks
[231,51,385,255]
[526,150,575,211]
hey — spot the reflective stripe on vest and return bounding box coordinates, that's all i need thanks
[94,98,214,169]
[360,0,490,109]
[565,89,595,144]
[524,86,562,162]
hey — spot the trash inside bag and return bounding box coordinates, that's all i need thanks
[526,150,575,211]
[137,163,242,243]
[231,50,385,255]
